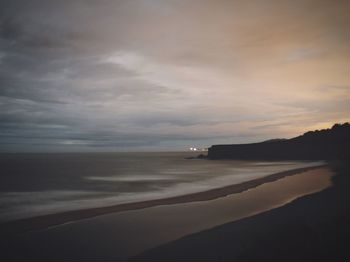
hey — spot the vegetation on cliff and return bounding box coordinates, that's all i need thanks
[208,123,350,160]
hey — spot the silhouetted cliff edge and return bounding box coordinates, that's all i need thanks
[208,123,350,160]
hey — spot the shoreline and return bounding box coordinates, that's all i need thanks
[130,162,349,262]
[0,164,327,236]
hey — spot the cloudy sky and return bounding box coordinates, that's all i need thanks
[0,0,349,152]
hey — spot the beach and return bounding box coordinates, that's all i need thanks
[132,162,350,262]
[1,0,349,260]
[1,153,321,223]
[0,164,333,262]
[1,1,349,260]
[0,164,329,235]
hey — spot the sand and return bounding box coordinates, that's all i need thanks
[0,165,334,262]
[131,163,350,262]
[0,164,328,236]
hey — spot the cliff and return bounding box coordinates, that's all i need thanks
[208,123,350,160]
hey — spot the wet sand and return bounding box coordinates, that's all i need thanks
[0,164,326,235]
[131,163,349,262]
[0,165,333,262]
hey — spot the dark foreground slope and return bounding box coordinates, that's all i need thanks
[130,162,350,262]
[208,123,350,160]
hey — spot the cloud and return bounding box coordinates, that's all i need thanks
[0,0,349,151]
[284,48,323,63]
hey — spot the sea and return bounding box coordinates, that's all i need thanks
[0,152,323,222]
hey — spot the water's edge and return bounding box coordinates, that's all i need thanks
[0,164,327,236]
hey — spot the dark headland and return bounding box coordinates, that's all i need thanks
[1,124,348,262]
[208,123,350,160]
[131,123,350,262]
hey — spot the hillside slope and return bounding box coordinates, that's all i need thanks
[208,123,350,160]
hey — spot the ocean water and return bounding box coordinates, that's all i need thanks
[0,152,323,222]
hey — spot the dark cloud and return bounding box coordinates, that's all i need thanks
[0,0,349,151]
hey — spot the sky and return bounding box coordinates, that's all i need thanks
[0,0,349,152]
